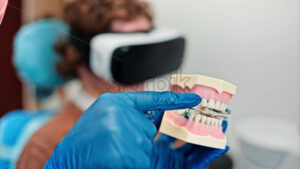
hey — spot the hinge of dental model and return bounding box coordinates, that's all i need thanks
[189,107,231,120]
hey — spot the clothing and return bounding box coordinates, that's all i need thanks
[16,103,82,169]
[0,82,95,169]
[0,110,55,169]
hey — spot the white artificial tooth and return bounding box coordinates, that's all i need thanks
[211,118,215,126]
[215,101,221,111]
[211,119,215,126]
[201,115,207,124]
[220,103,225,112]
[207,117,212,125]
[223,104,228,112]
[194,114,201,123]
[208,99,215,109]
[189,111,196,120]
[218,119,223,126]
[221,104,227,112]
[213,119,218,126]
[201,98,208,107]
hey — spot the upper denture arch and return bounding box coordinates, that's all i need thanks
[170,74,237,95]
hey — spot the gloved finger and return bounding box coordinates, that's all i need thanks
[118,136,150,169]
[121,110,153,155]
[131,151,150,169]
[126,91,201,112]
[129,116,155,153]
[140,136,153,155]
[124,107,157,140]
[185,146,230,169]
[145,110,164,129]
[125,91,201,124]
[135,116,157,140]
[175,143,196,156]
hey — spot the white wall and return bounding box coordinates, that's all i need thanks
[146,0,299,164]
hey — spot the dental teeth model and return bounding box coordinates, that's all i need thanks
[159,74,237,149]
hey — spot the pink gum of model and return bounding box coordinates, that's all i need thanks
[171,84,233,104]
[164,111,225,139]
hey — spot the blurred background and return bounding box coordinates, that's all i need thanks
[0,0,299,169]
[145,0,300,168]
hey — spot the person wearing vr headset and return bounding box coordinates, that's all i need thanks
[0,0,229,169]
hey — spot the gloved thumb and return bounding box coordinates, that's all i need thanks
[125,91,201,125]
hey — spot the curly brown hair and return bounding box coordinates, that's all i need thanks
[64,0,153,33]
[56,0,153,78]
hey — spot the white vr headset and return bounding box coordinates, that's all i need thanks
[70,27,186,85]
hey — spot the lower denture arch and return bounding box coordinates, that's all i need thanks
[164,111,225,140]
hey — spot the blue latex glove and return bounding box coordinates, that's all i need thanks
[44,92,228,169]
[13,18,70,87]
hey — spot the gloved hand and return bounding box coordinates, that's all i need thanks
[44,91,201,169]
[44,91,229,169]
[150,121,229,169]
